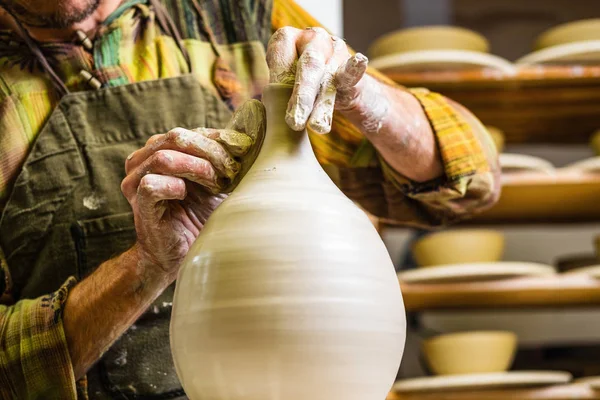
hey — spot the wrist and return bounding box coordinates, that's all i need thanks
[125,244,174,295]
[337,75,391,136]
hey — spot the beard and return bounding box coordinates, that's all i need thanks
[1,0,102,29]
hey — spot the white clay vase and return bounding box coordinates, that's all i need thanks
[170,84,406,400]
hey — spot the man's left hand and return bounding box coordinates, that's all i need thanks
[266,26,369,134]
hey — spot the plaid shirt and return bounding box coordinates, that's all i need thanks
[0,0,499,398]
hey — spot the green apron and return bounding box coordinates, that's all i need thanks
[0,2,270,398]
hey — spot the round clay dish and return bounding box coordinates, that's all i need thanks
[369,26,489,59]
[535,19,600,50]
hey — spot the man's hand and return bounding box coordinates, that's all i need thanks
[120,100,266,281]
[267,26,445,183]
[267,26,369,134]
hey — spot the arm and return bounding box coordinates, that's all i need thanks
[0,101,265,396]
[270,0,500,226]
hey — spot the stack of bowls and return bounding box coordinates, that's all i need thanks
[368,26,515,74]
[398,229,556,284]
[517,19,600,65]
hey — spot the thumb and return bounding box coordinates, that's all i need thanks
[221,99,267,193]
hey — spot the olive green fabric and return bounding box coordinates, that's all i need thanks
[0,75,233,398]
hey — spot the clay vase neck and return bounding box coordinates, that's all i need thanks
[233,84,328,195]
[254,83,317,168]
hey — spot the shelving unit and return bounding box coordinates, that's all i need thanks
[400,274,600,311]
[380,65,600,144]
[387,384,600,400]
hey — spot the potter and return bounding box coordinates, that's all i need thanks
[0,0,499,398]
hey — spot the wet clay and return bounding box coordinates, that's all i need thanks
[170,84,406,400]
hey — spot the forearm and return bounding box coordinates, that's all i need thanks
[337,75,444,182]
[63,244,172,379]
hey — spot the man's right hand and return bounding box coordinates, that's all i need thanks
[120,100,266,282]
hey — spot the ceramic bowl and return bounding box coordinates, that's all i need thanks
[422,331,517,376]
[535,19,600,50]
[486,126,505,153]
[412,229,504,267]
[368,26,489,60]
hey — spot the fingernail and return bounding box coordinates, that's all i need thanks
[308,103,334,134]
[308,114,332,134]
[127,152,135,160]
[224,158,241,179]
[285,101,309,131]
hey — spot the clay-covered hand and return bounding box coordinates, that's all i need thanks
[267,26,369,134]
[121,100,266,279]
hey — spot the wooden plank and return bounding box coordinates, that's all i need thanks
[388,384,600,400]
[400,275,600,311]
[382,174,600,225]
[379,66,600,144]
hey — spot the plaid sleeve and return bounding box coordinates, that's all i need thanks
[0,249,78,400]
[272,0,500,227]
[373,88,501,226]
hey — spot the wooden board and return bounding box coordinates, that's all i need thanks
[387,383,600,400]
[380,65,600,144]
[474,174,600,224]
[400,274,600,311]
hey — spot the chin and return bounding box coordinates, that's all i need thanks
[8,0,101,28]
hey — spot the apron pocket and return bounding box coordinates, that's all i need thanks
[72,212,137,278]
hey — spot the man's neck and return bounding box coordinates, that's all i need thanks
[0,0,123,42]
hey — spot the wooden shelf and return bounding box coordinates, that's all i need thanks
[380,174,600,226]
[387,384,600,400]
[473,174,600,224]
[379,65,600,144]
[400,274,600,311]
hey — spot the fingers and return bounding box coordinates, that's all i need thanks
[134,174,187,218]
[334,53,369,110]
[308,36,349,134]
[267,27,303,84]
[121,149,222,202]
[336,53,369,91]
[225,99,266,143]
[126,127,240,180]
[286,27,333,131]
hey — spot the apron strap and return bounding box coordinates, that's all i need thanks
[0,3,70,97]
[148,0,192,66]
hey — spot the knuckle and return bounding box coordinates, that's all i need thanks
[152,149,174,166]
[166,127,193,148]
[145,134,163,146]
[307,27,328,37]
[301,50,325,69]
[268,27,297,49]
[138,175,157,196]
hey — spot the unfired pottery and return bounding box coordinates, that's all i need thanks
[397,262,556,284]
[369,50,515,74]
[368,26,490,59]
[422,331,517,376]
[534,19,600,50]
[170,84,406,400]
[393,371,572,393]
[412,229,504,267]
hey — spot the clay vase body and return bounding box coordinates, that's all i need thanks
[170,84,406,400]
